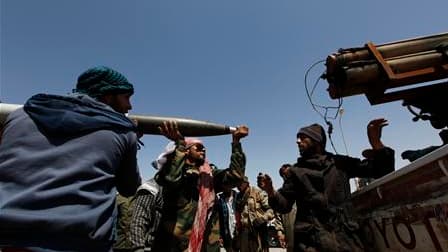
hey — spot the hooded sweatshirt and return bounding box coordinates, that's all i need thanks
[0,93,141,251]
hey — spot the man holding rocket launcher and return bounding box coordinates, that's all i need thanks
[150,121,248,251]
[0,66,143,251]
[0,66,244,252]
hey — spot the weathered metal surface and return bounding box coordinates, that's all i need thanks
[325,32,448,99]
[352,145,448,251]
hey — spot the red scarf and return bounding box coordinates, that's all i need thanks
[187,161,215,252]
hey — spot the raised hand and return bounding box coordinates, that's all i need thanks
[232,125,249,143]
[367,118,388,150]
[257,172,275,197]
[158,121,184,141]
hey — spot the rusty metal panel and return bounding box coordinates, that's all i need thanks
[352,145,448,251]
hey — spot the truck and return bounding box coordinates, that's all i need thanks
[323,32,448,251]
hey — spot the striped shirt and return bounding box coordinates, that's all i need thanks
[129,179,163,251]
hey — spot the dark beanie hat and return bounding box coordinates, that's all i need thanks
[297,123,327,147]
[74,66,134,98]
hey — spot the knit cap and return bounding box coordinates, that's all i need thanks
[74,66,134,98]
[297,123,327,147]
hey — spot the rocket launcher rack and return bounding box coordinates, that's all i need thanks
[324,32,448,129]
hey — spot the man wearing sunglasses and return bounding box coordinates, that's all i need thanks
[152,121,248,252]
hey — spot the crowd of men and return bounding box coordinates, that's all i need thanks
[0,66,396,252]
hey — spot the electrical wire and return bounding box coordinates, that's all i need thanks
[338,108,349,155]
[304,60,359,190]
[304,60,345,154]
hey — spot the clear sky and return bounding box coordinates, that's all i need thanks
[1,0,446,188]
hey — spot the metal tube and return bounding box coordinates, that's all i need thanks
[338,51,446,94]
[128,114,236,136]
[327,47,448,98]
[327,32,448,69]
[0,103,236,136]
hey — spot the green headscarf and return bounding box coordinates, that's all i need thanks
[74,66,134,98]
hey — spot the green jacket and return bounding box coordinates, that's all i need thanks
[113,194,134,250]
[237,186,275,230]
[154,141,246,252]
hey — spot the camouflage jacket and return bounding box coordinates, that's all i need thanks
[236,186,276,230]
[113,194,134,250]
[154,141,246,252]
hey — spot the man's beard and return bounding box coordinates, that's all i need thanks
[194,157,205,166]
[299,148,314,158]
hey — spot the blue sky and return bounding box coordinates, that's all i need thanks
[1,0,447,188]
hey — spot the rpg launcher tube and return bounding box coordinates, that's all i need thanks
[127,114,236,136]
[0,103,236,137]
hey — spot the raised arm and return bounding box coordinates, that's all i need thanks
[228,125,248,174]
[214,125,249,191]
[344,118,395,178]
[257,173,295,214]
[232,125,249,144]
[155,121,187,186]
[367,118,388,150]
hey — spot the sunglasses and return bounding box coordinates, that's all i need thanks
[190,144,205,152]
